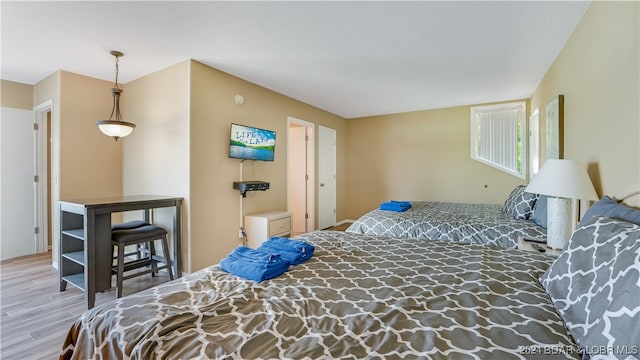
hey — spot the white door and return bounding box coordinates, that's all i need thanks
[1,107,36,260]
[318,126,336,229]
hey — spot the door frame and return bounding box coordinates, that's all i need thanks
[529,108,540,179]
[34,100,53,255]
[287,117,315,232]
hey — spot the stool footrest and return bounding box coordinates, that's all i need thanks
[122,264,171,281]
[113,258,152,273]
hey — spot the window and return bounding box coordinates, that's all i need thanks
[470,102,526,179]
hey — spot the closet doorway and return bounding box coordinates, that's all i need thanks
[34,100,53,256]
[287,117,314,235]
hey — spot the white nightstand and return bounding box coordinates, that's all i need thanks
[517,236,562,257]
[244,210,292,248]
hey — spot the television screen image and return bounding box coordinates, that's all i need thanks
[229,123,276,162]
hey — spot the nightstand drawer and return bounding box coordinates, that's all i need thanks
[269,217,291,236]
[244,211,293,248]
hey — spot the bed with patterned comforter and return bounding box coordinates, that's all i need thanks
[60,230,577,360]
[346,201,546,249]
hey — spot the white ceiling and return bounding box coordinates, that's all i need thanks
[1,1,590,119]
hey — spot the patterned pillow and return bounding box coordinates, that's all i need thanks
[531,195,548,228]
[540,216,640,358]
[502,185,539,220]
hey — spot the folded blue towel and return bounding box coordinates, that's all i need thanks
[220,246,290,282]
[257,237,315,265]
[380,201,412,212]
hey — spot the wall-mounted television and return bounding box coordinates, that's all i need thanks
[229,123,276,162]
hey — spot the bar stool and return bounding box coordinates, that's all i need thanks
[112,220,151,262]
[111,224,174,298]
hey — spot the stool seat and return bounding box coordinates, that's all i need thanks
[112,225,167,243]
[111,220,150,231]
[111,224,173,298]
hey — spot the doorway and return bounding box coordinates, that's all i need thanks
[318,126,336,230]
[34,101,53,256]
[288,118,315,235]
[288,118,314,235]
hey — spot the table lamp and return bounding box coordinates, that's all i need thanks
[525,159,598,249]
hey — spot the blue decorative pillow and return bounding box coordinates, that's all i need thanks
[540,216,640,357]
[502,185,540,220]
[579,195,640,227]
[531,195,548,228]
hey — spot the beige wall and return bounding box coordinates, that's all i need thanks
[1,80,33,109]
[123,61,191,271]
[345,103,528,218]
[531,1,639,200]
[33,71,124,200]
[32,71,124,264]
[122,60,346,272]
[346,2,639,219]
[33,72,60,109]
[189,60,347,270]
[56,71,123,199]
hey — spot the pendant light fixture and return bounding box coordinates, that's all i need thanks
[96,50,136,141]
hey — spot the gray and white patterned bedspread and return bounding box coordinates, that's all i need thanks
[346,201,546,249]
[61,231,576,360]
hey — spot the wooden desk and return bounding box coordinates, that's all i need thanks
[58,195,183,309]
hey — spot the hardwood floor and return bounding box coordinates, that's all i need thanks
[325,222,352,231]
[0,252,172,359]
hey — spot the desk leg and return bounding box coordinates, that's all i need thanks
[173,202,182,278]
[85,211,112,309]
[85,209,96,309]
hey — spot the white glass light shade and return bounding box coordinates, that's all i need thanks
[96,120,136,141]
[525,159,598,200]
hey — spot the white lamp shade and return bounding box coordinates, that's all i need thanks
[525,159,598,200]
[97,120,135,139]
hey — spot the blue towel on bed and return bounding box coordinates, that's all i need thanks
[220,246,290,282]
[379,200,412,212]
[257,237,315,265]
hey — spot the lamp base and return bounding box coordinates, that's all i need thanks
[546,197,573,249]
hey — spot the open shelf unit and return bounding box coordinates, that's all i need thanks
[59,208,86,291]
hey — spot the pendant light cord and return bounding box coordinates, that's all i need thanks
[108,53,123,122]
[114,54,120,89]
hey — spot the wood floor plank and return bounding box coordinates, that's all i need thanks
[0,251,172,359]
